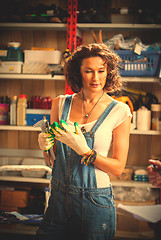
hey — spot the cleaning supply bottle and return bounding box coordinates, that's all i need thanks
[151,104,161,130]
[10,95,17,125]
[17,94,27,126]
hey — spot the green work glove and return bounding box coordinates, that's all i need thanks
[38,132,55,151]
[51,119,90,156]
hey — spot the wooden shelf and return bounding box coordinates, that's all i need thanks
[111,180,157,188]
[0,125,41,131]
[0,74,160,83]
[1,22,161,31]
[123,77,160,83]
[0,148,43,158]
[0,175,50,184]
[0,22,67,30]
[0,73,65,81]
[130,129,161,135]
[78,23,161,30]
[0,125,160,135]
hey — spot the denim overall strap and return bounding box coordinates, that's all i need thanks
[90,100,118,133]
[61,95,73,121]
[52,95,73,185]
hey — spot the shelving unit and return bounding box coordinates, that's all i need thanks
[0,5,161,189]
[0,3,161,240]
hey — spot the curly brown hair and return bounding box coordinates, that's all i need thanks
[63,43,123,93]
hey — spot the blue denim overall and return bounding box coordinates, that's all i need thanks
[37,96,118,240]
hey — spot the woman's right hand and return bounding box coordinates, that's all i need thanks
[38,132,55,151]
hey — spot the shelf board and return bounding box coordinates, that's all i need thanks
[130,129,161,135]
[0,74,160,83]
[0,175,49,184]
[0,73,65,81]
[77,23,161,30]
[0,125,161,135]
[0,148,43,158]
[0,22,67,30]
[111,180,157,188]
[122,77,160,83]
[0,125,41,131]
[1,22,161,31]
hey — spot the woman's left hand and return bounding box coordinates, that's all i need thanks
[50,120,91,156]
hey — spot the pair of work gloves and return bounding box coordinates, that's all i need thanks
[38,119,90,156]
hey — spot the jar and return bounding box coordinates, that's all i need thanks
[151,104,161,130]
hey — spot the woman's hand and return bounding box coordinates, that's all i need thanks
[38,132,55,151]
[51,120,91,156]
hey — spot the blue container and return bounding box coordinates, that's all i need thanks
[26,109,50,126]
[133,174,149,182]
[116,50,161,77]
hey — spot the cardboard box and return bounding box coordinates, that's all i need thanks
[24,50,62,64]
[1,189,29,207]
[0,61,23,73]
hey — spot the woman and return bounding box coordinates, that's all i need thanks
[37,43,132,240]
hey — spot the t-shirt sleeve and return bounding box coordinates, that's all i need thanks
[113,102,132,129]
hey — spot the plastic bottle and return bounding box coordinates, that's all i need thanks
[10,95,17,125]
[17,94,27,126]
[137,106,151,131]
[151,104,161,130]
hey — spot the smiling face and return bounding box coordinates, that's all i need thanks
[80,57,107,93]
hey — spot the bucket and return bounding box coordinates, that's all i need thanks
[0,104,9,125]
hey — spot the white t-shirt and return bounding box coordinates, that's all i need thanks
[58,94,132,187]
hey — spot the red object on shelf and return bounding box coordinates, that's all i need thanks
[67,0,77,52]
[30,96,52,109]
[65,0,78,95]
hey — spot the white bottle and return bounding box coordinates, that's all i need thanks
[17,94,27,126]
[10,95,17,125]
